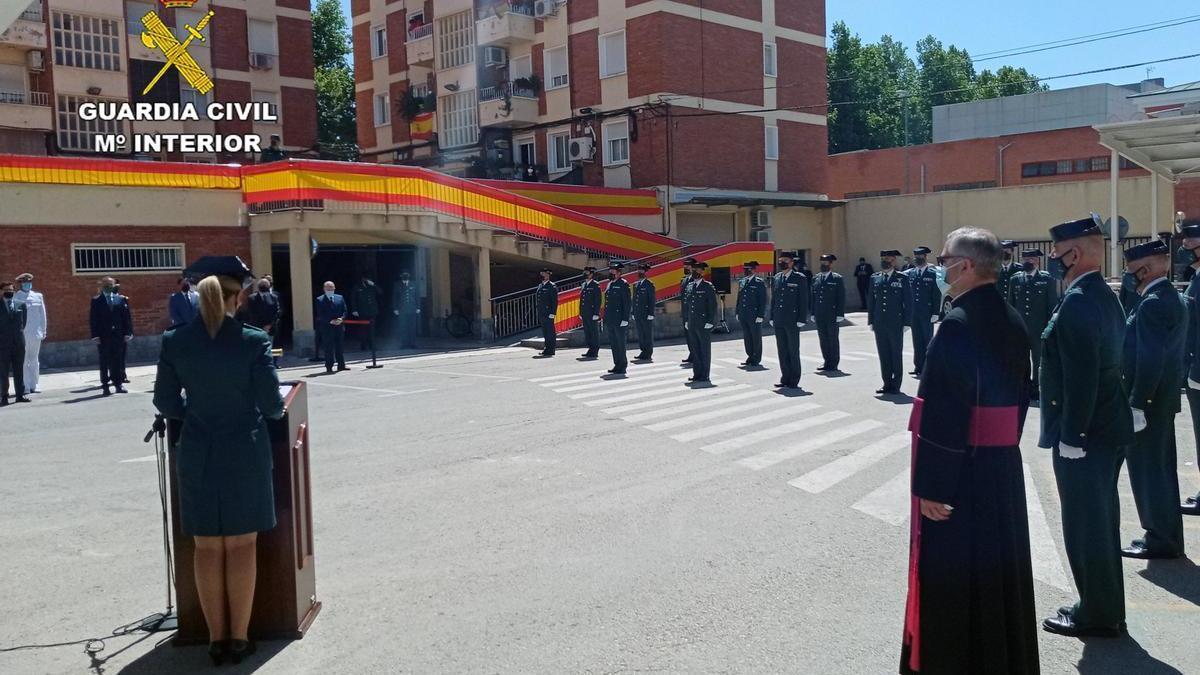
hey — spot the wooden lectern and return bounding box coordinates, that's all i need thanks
[167,380,321,644]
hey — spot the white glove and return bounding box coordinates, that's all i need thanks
[1131,408,1147,433]
[704,323,713,329]
[1190,378,1200,390]
[796,322,802,327]
[393,310,399,316]
[548,314,556,319]
[836,316,845,322]
[352,311,359,316]
[38,332,46,340]
[1058,444,1086,460]
[592,315,600,321]
[417,309,421,314]
[647,315,653,320]
[685,322,689,329]
[769,320,774,327]
[620,321,628,327]
[124,335,133,343]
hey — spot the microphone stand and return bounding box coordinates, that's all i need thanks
[128,414,177,632]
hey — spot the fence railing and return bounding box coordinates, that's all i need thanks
[19,4,43,21]
[1011,235,1152,278]
[479,82,538,102]
[408,23,433,40]
[0,89,46,106]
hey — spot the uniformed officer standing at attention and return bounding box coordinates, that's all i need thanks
[579,266,602,360]
[1039,214,1134,638]
[998,240,1022,300]
[535,268,558,357]
[391,272,420,349]
[905,246,940,377]
[1007,249,1058,401]
[1180,221,1200,516]
[771,251,809,389]
[604,263,631,374]
[1119,240,1187,560]
[0,282,28,406]
[680,258,698,364]
[90,276,134,396]
[811,254,845,372]
[685,262,718,383]
[631,263,656,362]
[735,261,768,367]
[853,257,874,309]
[868,250,911,395]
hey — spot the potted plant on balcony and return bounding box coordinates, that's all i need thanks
[511,74,541,97]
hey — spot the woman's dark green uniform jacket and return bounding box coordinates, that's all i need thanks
[154,317,286,537]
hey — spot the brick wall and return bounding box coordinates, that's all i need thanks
[775,0,824,36]
[389,80,411,146]
[276,0,309,10]
[210,5,249,72]
[1178,178,1200,219]
[776,39,826,115]
[0,226,251,342]
[213,79,253,162]
[386,9,408,75]
[352,21,373,85]
[628,108,765,191]
[356,88,377,148]
[568,30,600,109]
[281,86,317,149]
[350,0,370,18]
[625,0,760,21]
[627,14,762,107]
[277,16,315,80]
[778,120,828,194]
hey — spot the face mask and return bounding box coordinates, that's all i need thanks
[778,261,791,270]
[692,270,704,278]
[324,290,334,298]
[914,256,927,266]
[102,286,114,295]
[2,291,12,300]
[258,284,270,292]
[880,260,892,270]
[20,282,31,292]
[1048,251,1073,281]
[820,264,831,273]
[637,272,646,279]
[1189,244,1200,261]
[1023,262,1035,273]
[941,260,967,294]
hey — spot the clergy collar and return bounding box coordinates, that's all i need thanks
[1140,276,1169,296]
[1066,270,1099,293]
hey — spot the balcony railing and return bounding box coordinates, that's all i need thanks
[479,82,537,102]
[20,4,43,22]
[407,23,432,41]
[0,90,48,106]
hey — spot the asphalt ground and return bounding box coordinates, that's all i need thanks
[1,315,1197,674]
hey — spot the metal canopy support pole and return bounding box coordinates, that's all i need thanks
[1150,174,1159,237]
[1110,149,1120,279]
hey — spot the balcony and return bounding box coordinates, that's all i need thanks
[406,24,433,66]
[0,5,48,50]
[478,82,538,128]
[476,2,534,48]
[0,89,52,131]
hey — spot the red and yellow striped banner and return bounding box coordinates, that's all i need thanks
[0,154,241,189]
[552,241,775,332]
[474,180,661,216]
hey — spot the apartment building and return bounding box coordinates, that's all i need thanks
[351,0,829,202]
[0,0,316,162]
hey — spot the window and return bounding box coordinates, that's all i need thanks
[510,54,532,80]
[765,125,779,160]
[437,10,474,70]
[1119,156,1137,170]
[374,92,390,126]
[181,86,211,117]
[52,12,121,71]
[56,94,124,151]
[125,2,153,35]
[72,244,184,275]
[176,8,205,42]
[844,189,900,199]
[1074,158,1090,173]
[545,45,568,89]
[764,43,777,77]
[603,120,629,166]
[248,19,277,55]
[1056,159,1072,175]
[252,90,279,122]
[0,64,26,100]
[514,135,535,168]
[438,89,478,148]
[599,30,626,78]
[372,25,387,59]
[548,131,570,173]
[1090,156,1109,172]
[410,82,431,100]
[933,181,997,192]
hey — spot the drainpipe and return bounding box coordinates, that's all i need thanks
[997,142,1014,187]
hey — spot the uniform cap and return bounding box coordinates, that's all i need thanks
[400,271,411,279]
[15,272,33,282]
[1000,239,1017,249]
[880,249,901,257]
[693,261,709,270]
[743,260,759,268]
[820,254,837,262]
[638,262,652,271]
[609,262,625,270]
[778,250,798,259]
[1123,239,1170,262]
[1049,213,1104,243]
[912,246,931,255]
[1021,249,1044,258]
[184,256,254,287]
[1181,221,1200,238]
[583,266,596,272]
[683,257,698,265]
[540,267,552,274]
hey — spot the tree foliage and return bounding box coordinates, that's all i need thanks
[312,0,357,160]
[827,21,1048,153]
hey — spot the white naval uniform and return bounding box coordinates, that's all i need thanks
[14,289,46,393]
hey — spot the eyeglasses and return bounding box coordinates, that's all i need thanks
[936,255,964,266]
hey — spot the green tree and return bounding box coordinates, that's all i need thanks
[312,0,357,160]
[976,65,1047,99]
[911,37,976,144]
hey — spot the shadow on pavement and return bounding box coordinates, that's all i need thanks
[1139,557,1200,607]
[61,393,111,404]
[118,638,288,674]
[1076,634,1182,674]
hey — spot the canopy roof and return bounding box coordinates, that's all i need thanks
[1094,115,1200,182]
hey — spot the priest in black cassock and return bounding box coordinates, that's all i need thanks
[901,227,1039,675]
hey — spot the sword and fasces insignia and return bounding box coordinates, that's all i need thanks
[139,8,215,96]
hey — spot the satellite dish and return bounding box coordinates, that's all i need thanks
[1101,216,1130,241]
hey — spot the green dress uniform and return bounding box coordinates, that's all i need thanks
[998,258,1022,301]
[686,274,718,382]
[580,277,602,358]
[631,276,656,360]
[535,279,558,355]
[906,265,941,375]
[1185,259,1200,513]
[154,318,286,536]
[681,270,696,363]
[1007,267,1058,398]
[604,275,631,373]
[771,267,809,388]
[351,278,381,350]
[736,272,768,365]
[868,266,911,393]
[1121,276,1187,556]
[392,280,420,348]
[1039,270,1134,631]
[1118,271,1141,316]
[810,270,845,370]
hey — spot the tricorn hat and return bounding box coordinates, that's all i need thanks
[1021,249,1044,258]
[820,254,837,262]
[1049,213,1104,243]
[880,249,901,257]
[184,256,254,287]
[743,260,759,268]
[1000,239,1017,249]
[913,246,931,255]
[1123,239,1170,263]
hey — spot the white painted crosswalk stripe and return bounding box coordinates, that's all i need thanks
[550,369,695,393]
[734,419,883,467]
[530,361,680,384]
[703,411,852,456]
[669,403,820,443]
[851,467,911,526]
[619,390,768,423]
[1022,463,1072,591]
[644,397,789,431]
[845,351,878,359]
[601,384,752,415]
[584,380,734,406]
[570,375,727,400]
[788,432,911,493]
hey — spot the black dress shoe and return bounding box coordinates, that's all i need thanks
[692,378,711,383]
[774,382,786,388]
[115,386,127,394]
[338,365,350,371]
[1182,496,1200,516]
[326,368,333,374]
[15,396,30,403]
[908,369,919,375]
[681,358,693,363]
[1042,614,1122,638]
[101,387,112,397]
[687,376,695,382]
[740,360,752,366]
[229,639,256,665]
[122,377,130,384]
[875,387,888,394]
[208,640,228,666]
[1121,541,1181,560]
[0,399,8,407]
[816,365,828,371]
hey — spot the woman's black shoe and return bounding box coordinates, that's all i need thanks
[207,640,228,666]
[229,639,257,665]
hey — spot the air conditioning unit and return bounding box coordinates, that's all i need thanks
[533,0,559,18]
[751,229,772,242]
[567,136,593,162]
[249,52,275,71]
[27,50,44,72]
[483,46,507,68]
[752,209,772,230]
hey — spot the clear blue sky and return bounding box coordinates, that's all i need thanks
[332,0,1199,89]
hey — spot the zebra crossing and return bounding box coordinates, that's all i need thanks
[527,357,1077,592]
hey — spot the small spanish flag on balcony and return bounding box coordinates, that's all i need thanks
[410,112,434,141]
